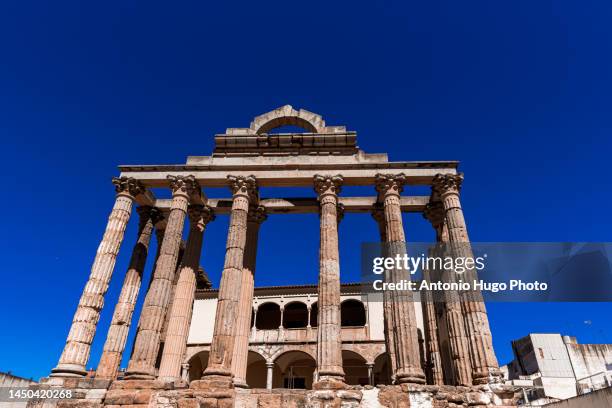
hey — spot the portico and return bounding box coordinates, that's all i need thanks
[41,106,512,407]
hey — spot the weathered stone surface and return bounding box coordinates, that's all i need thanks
[203,176,256,382]
[52,178,144,378]
[127,176,200,379]
[158,205,214,382]
[97,207,160,380]
[432,174,501,385]
[313,175,345,384]
[375,173,425,386]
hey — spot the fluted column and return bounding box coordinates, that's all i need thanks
[158,205,215,382]
[375,173,425,385]
[424,201,472,386]
[313,174,345,385]
[432,174,500,385]
[419,245,444,385]
[126,175,200,379]
[96,206,162,380]
[232,205,267,387]
[52,177,144,377]
[372,204,397,383]
[201,175,257,386]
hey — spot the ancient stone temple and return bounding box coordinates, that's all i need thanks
[30,106,516,407]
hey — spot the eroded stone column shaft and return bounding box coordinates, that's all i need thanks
[376,173,425,385]
[420,258,444,385]
[314,174,345,382]
[96,206,160,380]
[203,175,256,382]
[52,177,143,377]
[424,201,472,386]
[158,205,214,382]
[433,174,500,385]
[126,175,199,379]
[232,205,266,387]
[372,205,397,382]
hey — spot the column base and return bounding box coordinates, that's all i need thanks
[123,367,157,380]
[50,363,88,378]
[313,376,346,390]
[191,374,235,390]
[233,378,249,389]
[472,367,503,385]
[395,367,426,385]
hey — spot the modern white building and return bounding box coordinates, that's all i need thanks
[502,333,612,405]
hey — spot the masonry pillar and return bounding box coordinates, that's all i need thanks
[125,175,200,379]
[158,204,215,382]
[201,175,257,387]
[96,206,162,380]
[424,201,472,386]
[313,174,345,386]
[266,362,274,390]
[232,205,267,387]
[419,248,444,385]
[432,173,501,385]
[375,173,425,385]
[51,177,144,377]
[372,204,398,383]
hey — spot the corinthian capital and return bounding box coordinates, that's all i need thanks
[167,175,201,198]
[247,205,267,224]
[112,176,145,198]
[432,174,463,197]
[227,175,258,200]
[423,201,445,227]
[375,173,406,197]
[313,174,343,197]
[188,204,215,224]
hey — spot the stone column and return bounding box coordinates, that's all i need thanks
[158,205,215,382]
[232,205,266,387]
[424,201,472,386]
[201,175,257,387]
[432,174,501,385]
[313,174,345,385]
[367,363,374,386]
[96,206,162,380]
[52,177,144,377]
[419,250,444,386]
[375,173,425,385]
[266,362,274,390]
[372,204,398,383]
[126,175,200,379]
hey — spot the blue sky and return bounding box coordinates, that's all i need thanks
[1,1,611,380]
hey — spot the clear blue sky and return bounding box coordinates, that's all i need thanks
[1,1,611,381]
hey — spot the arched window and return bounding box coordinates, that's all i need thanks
[255,302,281,330]
[283,302,309,328]
[340,299,366,327]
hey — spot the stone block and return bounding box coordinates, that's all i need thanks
[258,394,282,408]
[177,399,199,408]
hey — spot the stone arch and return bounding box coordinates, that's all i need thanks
[269,345,316,362]
[342,350,369,386]
[282,301,309,328]
[341,299,366,327]
[245,350,267,388]
[187,350,209,382]
[251,105,325,134]
[373,352,392,385]
[273,350,316,389]
[255,302,281,330]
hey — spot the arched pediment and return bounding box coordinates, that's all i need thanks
[225,105,346,135]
